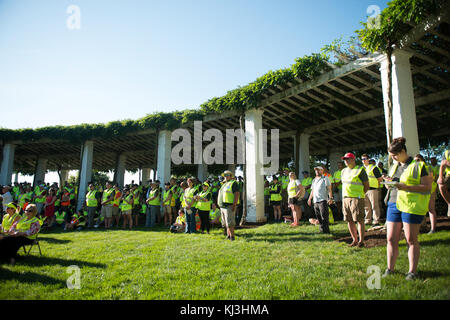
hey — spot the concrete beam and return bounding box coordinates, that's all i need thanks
[77,141,94,211]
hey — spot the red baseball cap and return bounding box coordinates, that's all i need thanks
[341,152,356,160]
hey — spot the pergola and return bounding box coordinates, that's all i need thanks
[1,5,449,223]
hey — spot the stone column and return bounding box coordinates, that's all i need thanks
[141,168,151,183]
[156,130,172,185]
[33,157,48,186]
[380,49,420,156]
[0,144,15,186]
[197,163,208,182]
[329,151,342,174]
[114,153,127,188]
[298,133,310,176]
[77,141,94,211]
[60,170,69,187]
[245,109,266,223]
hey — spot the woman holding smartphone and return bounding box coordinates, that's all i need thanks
[382,137,432,281]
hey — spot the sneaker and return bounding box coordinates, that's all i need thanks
[427,229,436,234]
[229,236,235,241]
[405,272,417,281]
[357,241,365,248]
[382,269,394,278]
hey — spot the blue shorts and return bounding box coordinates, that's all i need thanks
[386,202,424,224]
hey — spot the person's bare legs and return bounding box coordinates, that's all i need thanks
[403,222,421,274]
[428,192,437,232]
[386,221,403,271]
[347,221,358,245]
[358,222,365,243]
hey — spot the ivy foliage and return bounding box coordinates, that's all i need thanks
[356,0,441,53]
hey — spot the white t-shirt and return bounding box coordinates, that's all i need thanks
[311,176,331,203]
[2,191,13,212]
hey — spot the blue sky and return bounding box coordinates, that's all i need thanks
[0,0,389,131]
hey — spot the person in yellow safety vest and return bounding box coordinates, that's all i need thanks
[146,182,160,228]
[17,187,28,214]
[33,185,47,216]
[131,184,141,227]
[12,183,20,201]
[100,182,115,229]
[218,170,240,241]
[270,176,282,222]
[162,183,174,227]
[120,188,134,230]
[301,171,313,197]
[195,182,212,234]
[382,137,432,281]
[112,184,122,228]
[414,154,438,234]
[55,210,66,225]
[170,209,186,233]
[1,203,21,234]
[85,183,99,229]
[287,172,305,227]
[0,204,41,265]
[183,178,198,234]
[209,202,221,227]
[437,150,450,214]
[361,154,383,226]
[64,182,76,209]
[340,152,370,248]
[279,169,289,215]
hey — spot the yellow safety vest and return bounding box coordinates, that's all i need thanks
[365,164,380,189]
[391,160,430,216]
[148,188,160,206]
[184,187,197,208]
[2,212,20,232]
[15,216,40,240]
[102,188,114,205]
[18,193,28,207]
[86,190,98,207]
[288,180,299,198]
[333,170,342,190]
[35,189,46,203]
[445,150,450,177]
[132,189,140,205]
[120,194,133,211]
[301,177,312,188]
[270,183,282,201]
[341,165,365,199]
[197,191,212,211]
[163,189,175,206]
[221,181,236,204]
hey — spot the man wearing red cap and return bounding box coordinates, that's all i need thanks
[341,153,370,247]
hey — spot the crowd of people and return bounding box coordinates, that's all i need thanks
[0,137,449,280]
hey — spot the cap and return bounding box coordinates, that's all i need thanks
[6,202,17,211]
[341,152,356,160]
[203,182,210,187]
[222,170,234,177]
[314,166,324,170]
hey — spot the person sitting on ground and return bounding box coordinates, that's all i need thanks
[65,210,86,231]
[170,210,186,233]
[209,203,221,227]
[0,204,41,265]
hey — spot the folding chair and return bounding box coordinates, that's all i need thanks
[22,233,42,256]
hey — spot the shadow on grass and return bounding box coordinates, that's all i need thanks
[0,266,67,287]
[14,255,107,269]
[238,232,335,243]
[419,270,450,279]
[38,237,72,244]
[420,238,450,247]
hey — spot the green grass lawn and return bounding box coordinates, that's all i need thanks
[1,221,449,300]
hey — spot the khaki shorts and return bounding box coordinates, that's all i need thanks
[220,206,236,228]
[112,206,120,216]
[101,205,113,218]
[122,209,132,215]
[343,198,365,223]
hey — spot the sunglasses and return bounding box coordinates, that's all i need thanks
[25,209,34,212]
